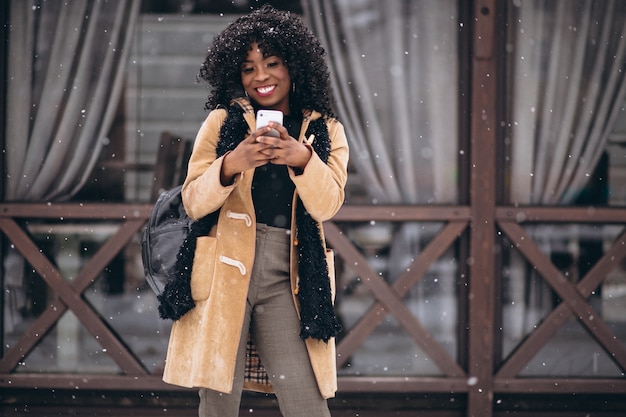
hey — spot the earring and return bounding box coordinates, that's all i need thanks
[244,90,249,98]
[292,83,296,93]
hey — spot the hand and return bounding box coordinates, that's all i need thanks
[220,126,275,185]
[254,122,312,169]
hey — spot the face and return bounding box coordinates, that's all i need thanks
[241,42,291,114]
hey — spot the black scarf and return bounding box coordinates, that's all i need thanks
[158,104,342,342]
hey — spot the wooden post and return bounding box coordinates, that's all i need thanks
[468,0,498,416]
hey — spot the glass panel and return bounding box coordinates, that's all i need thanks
[500,223,626,377]
[505,0,626,206]
[414,255,459,361]
[123,13,228,202]
[15,311,120,374]
[318,0,461,206]
[520,318,623,377]
[4,222,167,374]
[339,325,443,377]
[84,274,170,373]
[335,222,458,377]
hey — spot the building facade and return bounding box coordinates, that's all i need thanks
[2,1,626,415]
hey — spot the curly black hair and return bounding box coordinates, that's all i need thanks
[198,4,335,117]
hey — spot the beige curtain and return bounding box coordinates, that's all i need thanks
[5,0,140,202]
[510,0,626,205]
[303,0,459,206]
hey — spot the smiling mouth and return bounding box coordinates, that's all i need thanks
[256,85,276,96]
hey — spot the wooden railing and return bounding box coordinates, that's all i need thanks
[1,202,626,410]
[493,206,626,394]
[0,203,157,388]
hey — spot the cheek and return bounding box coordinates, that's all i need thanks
[241,73,253,88]
[278,65,291,82]
[281,70,291,84]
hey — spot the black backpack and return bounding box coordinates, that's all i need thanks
[141,185,191,296]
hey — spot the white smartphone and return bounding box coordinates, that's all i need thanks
[256,109,283,138]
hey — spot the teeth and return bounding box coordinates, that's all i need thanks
[257,86,275,94]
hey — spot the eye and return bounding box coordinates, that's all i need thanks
[267,61,279,68]
[241,66,253,74]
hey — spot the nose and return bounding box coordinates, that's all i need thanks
[254,66,269,81]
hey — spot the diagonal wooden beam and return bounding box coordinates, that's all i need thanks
[0,300,60,373]
[497,221,626,374]
[0,219,147,375]
[331,221,467,369]
[325,221,466,377]
[497,225,626,377]
[392,222,469,302]
[1,220,146,372]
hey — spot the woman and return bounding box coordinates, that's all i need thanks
[158,5,349,417]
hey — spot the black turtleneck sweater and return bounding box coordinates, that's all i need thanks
[251,112,303,228]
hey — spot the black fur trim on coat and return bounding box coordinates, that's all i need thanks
[158,103,342,342]
[293,117,341,342]
[157,213,217,319]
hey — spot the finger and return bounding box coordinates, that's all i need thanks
[256,135,281,149]
[269,122,290,140]
[249,126,274,141]
[269,154,283,164]
[261,147,280,157]
[243,133,260,144]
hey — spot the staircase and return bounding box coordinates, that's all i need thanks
[124,14,231,201]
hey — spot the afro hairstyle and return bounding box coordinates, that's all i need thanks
[198,4,335,117]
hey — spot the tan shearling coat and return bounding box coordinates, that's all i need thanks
[162,99,349,399]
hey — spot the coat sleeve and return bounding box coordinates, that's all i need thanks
[288,118,349,222]
[181,109,240,220]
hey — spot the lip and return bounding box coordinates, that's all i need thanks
[255,85,277,97]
